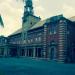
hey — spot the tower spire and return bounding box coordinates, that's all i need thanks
[22,0,34,23]
[24,0,34,16]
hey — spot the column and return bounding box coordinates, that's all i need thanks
[25,48,27,57]
[36,48,38,57]
[17,47,20,57]
[0,48,1,56]
[27,49,29,57]
[43,24,47,58]
[58,20,67,62]
[33,47,36,58]
[4,47,8,57]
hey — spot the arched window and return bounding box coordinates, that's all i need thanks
[49,24,56,35]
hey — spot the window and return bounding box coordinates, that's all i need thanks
[28,40,30,43]
[67,31,70,34]
[38,33,42,36]
[50,47,56,60]
[31,39,33,42]
[50,25,56,35]
[38,37,41,41]
[35,38,38,41]
[50,41,57,46]
[24,40,26,44]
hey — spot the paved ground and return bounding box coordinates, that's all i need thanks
[0,57,75,75]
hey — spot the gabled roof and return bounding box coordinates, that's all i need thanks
[49,15,63,22]
[23,13,41,19]
[30,15,64,30]
[30,19,47,30]
[9,28,22,36]
[22,14,41,23]
[9,15,70,37]
[9,19,46,36]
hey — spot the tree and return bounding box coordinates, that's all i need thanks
[0,15,4,27]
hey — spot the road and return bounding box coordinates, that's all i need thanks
[0,57,75,75]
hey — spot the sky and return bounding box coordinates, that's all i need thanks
[0,0,75,36]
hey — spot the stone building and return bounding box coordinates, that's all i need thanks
[0,0,75,63]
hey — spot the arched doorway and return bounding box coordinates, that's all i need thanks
[50,47,56,60]
[49,41,57,60]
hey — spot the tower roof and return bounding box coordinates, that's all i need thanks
[24,0,34,16]
[22,0,34,23]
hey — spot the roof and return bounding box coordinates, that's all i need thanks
[30,15,64,30]
[30,19,47,30]
[9,20,46,36]
[69,16,75,22]
[9,28,22,36]
[9,15,68,37]
[49,15,63,22]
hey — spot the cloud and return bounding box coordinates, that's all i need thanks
[0,0,45,36]
[0,0,52,37]
[1,0,75,36]
[62,4,75,18]
[33,0,53,19]
[0,0,23,36]
[33,0,45,18]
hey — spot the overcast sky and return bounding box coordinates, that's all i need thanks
[0,0,75,36]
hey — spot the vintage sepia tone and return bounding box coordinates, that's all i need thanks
[0,0,75,63]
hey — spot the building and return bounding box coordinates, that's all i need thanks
[0,0,75,63]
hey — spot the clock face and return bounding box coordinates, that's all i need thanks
[27,8,30,12]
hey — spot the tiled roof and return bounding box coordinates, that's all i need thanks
[9,20,46,36]
[11,20,46,35]
[30,19,47,30]
[9,15,66,36]
[9,28,22,36]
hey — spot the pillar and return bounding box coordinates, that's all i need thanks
[4,46,8,57]
[17,47,21,57]
[36,48,38,57]
[33,47,36,58]
[25,48,27,57]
